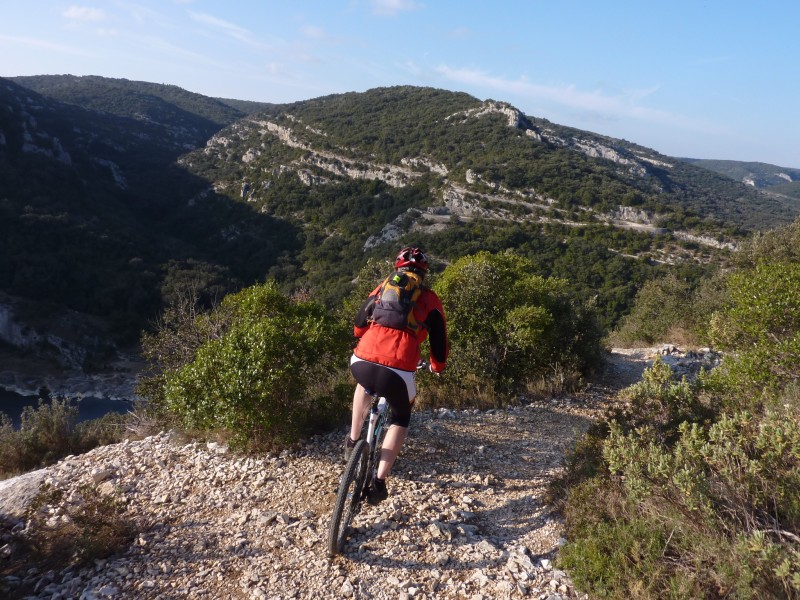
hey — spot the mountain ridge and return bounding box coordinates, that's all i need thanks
[2,75,799,370]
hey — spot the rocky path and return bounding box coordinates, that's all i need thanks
[1,348,683,600]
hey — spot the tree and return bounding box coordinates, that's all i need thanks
[433,251,602,392]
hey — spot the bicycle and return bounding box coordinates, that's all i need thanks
[327,361,429,557]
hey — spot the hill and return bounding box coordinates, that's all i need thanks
[680,157,800,189]
[0,76,298,345]
[2,76,800,369]
[681,157,800,200]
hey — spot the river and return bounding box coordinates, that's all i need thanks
[0,387,133,428]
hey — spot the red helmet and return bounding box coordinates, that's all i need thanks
[394,246,429,272]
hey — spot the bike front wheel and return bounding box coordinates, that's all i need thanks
[327,439,368,557]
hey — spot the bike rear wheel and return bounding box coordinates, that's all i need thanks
[327,439,368,557]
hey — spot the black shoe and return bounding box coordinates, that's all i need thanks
[344,436,357,462]
[367,478,388,505]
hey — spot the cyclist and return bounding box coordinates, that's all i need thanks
[346,246,449,504]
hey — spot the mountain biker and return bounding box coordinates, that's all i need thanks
[346,246,449,504]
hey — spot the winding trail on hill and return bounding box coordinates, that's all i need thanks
[0,349,661,600]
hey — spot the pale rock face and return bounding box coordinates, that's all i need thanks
[400,156,449,176]
[610,206,654,225]
[674,231,738,251]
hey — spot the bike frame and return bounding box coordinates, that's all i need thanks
[364,394,388,492]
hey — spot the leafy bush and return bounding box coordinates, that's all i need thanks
[427,251,602,403]
[609,272,720,347]
[143,281,352,449]
[0,400,130,478]
[708,262,800,409]
[559,357,800,599]
[616,358,717,444]
[560,219,800,598]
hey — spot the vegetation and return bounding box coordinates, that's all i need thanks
[0,399,131,479]
[681,157,800,190]
[1,484,138,598]
[4,77,796,346]
[424,251,602,405]
[138,281,353,450]
[556,218,800,599]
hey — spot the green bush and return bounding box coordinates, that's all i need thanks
[559,220,800,599]
[430,251,602,399]
[559,362,800,599]
[148,281,352,449]
[616,358,716,444]
[609,272,720,347]
[0,400,130,478]
[708,262,800,409]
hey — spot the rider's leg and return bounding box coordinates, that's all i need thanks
[349,384,371,441]
[376,424,408,479]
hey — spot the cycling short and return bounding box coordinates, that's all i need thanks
[350,355,416,428]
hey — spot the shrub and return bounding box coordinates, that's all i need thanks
[708,262,800,409]
[0,400,130,478]
[428,251,602,402]
[609,272,718,347]
[559,222,800,599]
[1,483,138,595]
[146,281,352,449]
[616,358,716,445]
[559,363,800,599]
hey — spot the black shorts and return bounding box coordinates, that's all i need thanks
[350,360,413,428]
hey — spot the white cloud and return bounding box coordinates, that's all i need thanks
[370,0,422,16]
[188,11,266,47]
[436,65,726,135]
[63,6,106,22]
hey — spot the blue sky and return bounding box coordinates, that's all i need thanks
[2,1,797,167]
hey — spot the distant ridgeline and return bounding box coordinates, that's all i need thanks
[680,157,800,199]
[1,75,799,346]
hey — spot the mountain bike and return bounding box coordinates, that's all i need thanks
[327,362,428,557]
[327,389,389,557]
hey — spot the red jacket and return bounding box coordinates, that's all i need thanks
[353,281,449,372]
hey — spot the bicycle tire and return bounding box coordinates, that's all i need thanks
[327,439,369,557]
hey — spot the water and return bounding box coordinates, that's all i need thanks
[0,387,133,428]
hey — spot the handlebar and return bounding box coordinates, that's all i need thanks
[417,360,441,376]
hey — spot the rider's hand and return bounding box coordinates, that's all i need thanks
[429,363,442,376]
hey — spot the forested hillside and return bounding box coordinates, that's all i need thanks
[2,76,799,345]
[682,157,800,191]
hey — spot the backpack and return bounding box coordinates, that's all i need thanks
[370,270,425,332]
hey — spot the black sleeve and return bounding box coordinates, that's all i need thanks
[425,308,448,364]
[354,295,377,329]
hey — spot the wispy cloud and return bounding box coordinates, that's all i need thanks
[63,6,106,22]
[436,66,726,134]
[0,33,91,55]
[189,11,266,48]
[370,0,423,16]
